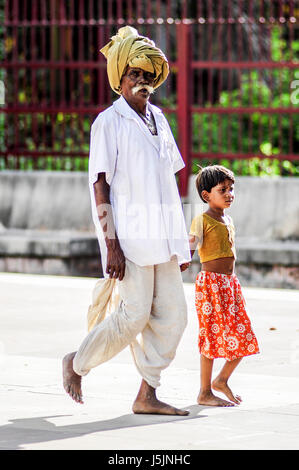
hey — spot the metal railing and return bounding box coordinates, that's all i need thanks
[1,0,299,195]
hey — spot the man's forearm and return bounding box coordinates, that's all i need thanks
[93,173,120,249]
[93,173,125,280]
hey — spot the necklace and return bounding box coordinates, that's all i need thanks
[137,110,158,135]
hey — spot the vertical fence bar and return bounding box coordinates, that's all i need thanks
[31,0,38,165]
[207,0,213,154]
[50,0,56,170]
[69,0,76,165]
[60,0,67,170]
[289,0,295,156]
[77,0,85,170]
[198,0,203,109]
[268,0,274,170]
[13,0,19,168]
[176,22,191,197]
[217,0,223,157]
[237,0,243,155]
[3,0,9,168]
[41,0,47,165]
[227,0,232,156]
[258,0,264,154]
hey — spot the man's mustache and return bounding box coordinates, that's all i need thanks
[132,84,155,95]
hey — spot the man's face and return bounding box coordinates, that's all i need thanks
[120,67,155,103]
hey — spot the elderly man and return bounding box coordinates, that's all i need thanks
[63,26,191,415]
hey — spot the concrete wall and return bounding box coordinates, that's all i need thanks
[0,171,93,231]
[1,171,299,287]
[2,171,297,238]
[0,171,101,277]
[187,175,299,241]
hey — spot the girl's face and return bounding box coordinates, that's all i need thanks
[202,178,235,210]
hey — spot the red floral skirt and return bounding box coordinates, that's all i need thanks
[195,271,259,361]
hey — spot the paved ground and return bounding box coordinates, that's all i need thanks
[1,272,299,451]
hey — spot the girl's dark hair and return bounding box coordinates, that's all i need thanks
[195,165,235,203]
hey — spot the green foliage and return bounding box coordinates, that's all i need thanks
[1,23,299,176]
[191,25,299,177]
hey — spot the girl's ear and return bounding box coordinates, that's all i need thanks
[201,190,210,203]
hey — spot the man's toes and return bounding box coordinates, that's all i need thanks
[75,392,83,403]
[176,409,189,416]
[180,411,189,416]
[71,389,81,403]
[73,390,83,404]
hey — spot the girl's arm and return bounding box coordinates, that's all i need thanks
[189,234,199,259]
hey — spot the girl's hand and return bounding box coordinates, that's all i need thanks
[180,262,190,272]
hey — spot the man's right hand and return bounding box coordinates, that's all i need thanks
[180,262,190,272]
[106,243,126,281]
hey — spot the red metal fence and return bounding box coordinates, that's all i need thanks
[1,0,299,196]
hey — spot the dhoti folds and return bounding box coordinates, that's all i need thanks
[73,257,187,389]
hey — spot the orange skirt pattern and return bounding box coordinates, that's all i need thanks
[195,271,259,361]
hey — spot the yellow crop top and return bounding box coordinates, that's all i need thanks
[189,213,236,262]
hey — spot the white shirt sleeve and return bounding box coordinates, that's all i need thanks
[163,116,185,174]
[88,113,118,186]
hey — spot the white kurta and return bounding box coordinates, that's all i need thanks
[88,96,191,276]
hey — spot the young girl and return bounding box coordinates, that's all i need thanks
[188,165,259,407]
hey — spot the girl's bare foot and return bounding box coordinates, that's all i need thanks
[133,380,189,416]
[212,377,242,405]
[62,352,84,404]
[197,389,235,407]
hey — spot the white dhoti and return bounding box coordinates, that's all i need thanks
[73,257,187,389]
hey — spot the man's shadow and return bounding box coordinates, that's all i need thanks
[0,405,206,450]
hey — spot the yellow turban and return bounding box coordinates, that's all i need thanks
[100,26,169,95]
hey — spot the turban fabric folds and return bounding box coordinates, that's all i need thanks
[100,26,169,94]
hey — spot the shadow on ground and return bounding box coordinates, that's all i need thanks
[0,405,206,450]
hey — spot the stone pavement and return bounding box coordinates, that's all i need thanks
[1,272,299,451]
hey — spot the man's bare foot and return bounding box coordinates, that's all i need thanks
[62,352,83,404]
[133,397,189,416]
[197,389,235,407]
[212,377,242,405]
[132,380,189,416]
